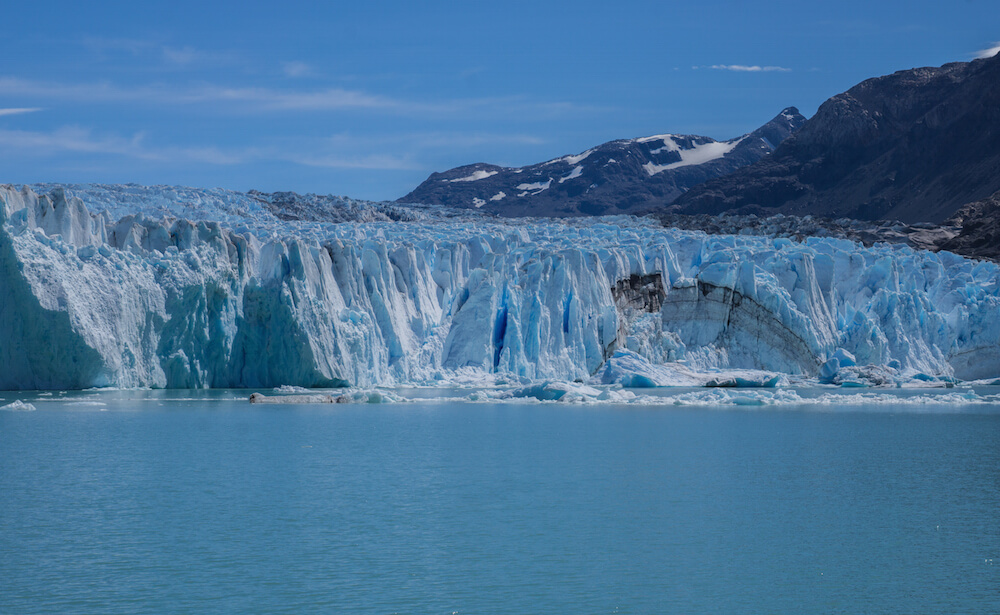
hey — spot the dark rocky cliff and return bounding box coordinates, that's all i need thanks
[936,189,1000,261]
[670,54,1000,224]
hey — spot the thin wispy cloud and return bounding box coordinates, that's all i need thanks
[0,125,244,164]
[975,42,1000,59]
[0,122,553,176]
[696,64,792,73]
[0,76,589,118]
[207,86,404,111]
[288,154,420,171]
[405,132,546,149]
[161,45,212,66]
[0,77,162,104]
[106,84,404,112]
[312,131,546,153]
[0,127,151,158]
[282,62,314,78]
[0,77,411,111]
[82,37,242,69]
[0,126,422,171]
[457,67,486,79]
[0,107,41,117]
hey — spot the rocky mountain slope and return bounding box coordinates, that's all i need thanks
[400,108,805,217]
[670,53,1000,224]
[936,189,1000,261]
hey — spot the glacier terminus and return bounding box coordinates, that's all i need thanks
[1,183,998,391]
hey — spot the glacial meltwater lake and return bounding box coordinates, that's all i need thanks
[2,388,999,614]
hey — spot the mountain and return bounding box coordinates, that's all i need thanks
[670,53,1000,223]
[936,189,1000,261]
[399,108,805,217]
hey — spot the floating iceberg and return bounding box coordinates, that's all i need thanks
[0,400,36,411]
[1,184,998,390]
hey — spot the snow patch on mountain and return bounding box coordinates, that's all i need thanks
[545,148,596,167]
[448,170,498,182]
[643,137,745,175]
[559,166,584,184]
[516,179,552,196]
[635,133,675,145]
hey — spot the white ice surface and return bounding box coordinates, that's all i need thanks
[2,183,999,391]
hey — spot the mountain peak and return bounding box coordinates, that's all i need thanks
[399,108,805,217]
[671,56,1000,223]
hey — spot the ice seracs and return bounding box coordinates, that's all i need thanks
[1,183,998,390]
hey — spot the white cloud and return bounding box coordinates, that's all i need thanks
[0,125,250,165]
[282,62,314,78]
[206,86,403,111]
[0,107,41,117]
[0,77,396,111]
[391,132,546,149]
[288,153,419,171]
[82,37,241,69]
[975,42,1000,59]
[0,76,588,119]
[0,122,552,175]
[0,126,152,158]
[708,64,792,72]
[160,45,204,66]
[0,126,422,171]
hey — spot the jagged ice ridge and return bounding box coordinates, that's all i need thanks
[1,184,998,390]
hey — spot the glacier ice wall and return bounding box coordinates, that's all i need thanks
[1,184,999,390]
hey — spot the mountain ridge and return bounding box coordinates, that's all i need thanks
[669,53,1000,223]
[399,108,805,217]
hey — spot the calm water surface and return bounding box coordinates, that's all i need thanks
[1,391,998,613]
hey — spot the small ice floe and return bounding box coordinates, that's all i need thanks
[818,352,899,387]
[668,389,804,406]
[1,400,36,412]
[273,385,312,393]
[250,389,404,404]
[666,388,1000,408]
[964,378,1000,386]
[250,393,347,404]
[704,371,783,388]
[596,351,703,387]
[597,350,784,388]
[473,381,638,403]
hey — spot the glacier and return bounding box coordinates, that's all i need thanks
[1,183,999,391]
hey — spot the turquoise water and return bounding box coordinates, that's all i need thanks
[2,391,999,613]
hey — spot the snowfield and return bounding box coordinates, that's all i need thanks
[1,183,998,390]
[641,137,744,175]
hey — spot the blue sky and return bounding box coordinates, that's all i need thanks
[2,0,998,201]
